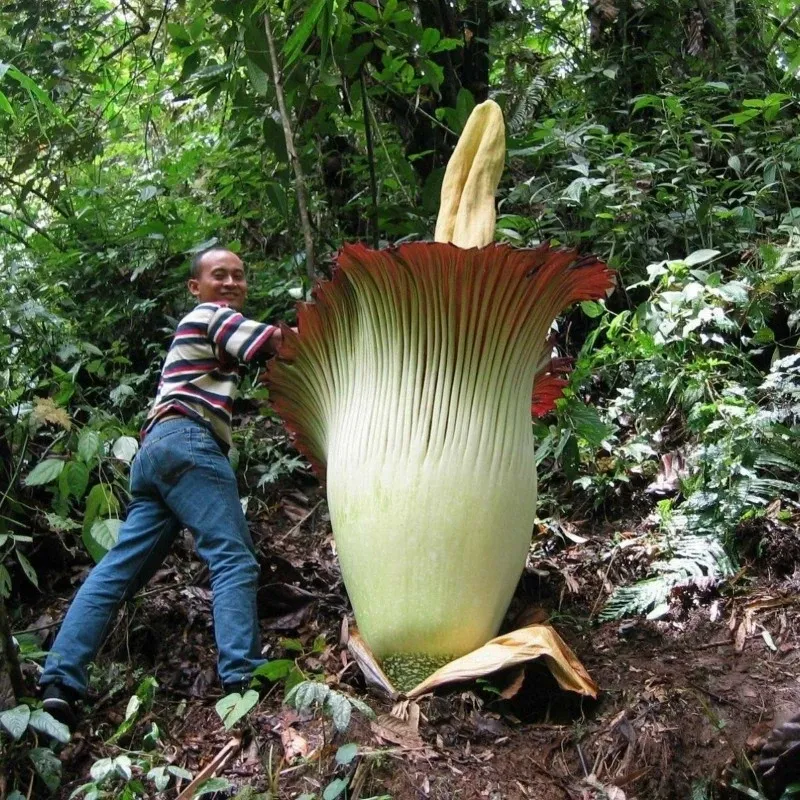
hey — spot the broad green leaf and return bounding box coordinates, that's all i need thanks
[342,41,373,77]
[179,50,201,83]
[77,429,102,464]
[566,400,612,448]
[286,680,329,711]
[29,747,62,792]
[90,757,115,782]
[420,58,444,91]
[345,695,374,720]
[580,300,605,318]
[244,19,272,73]
[718,108,761,126]
[262,117,288,162]
[5,65,62,117]
[266,182,289,217]
[16,550,38,588]
[683,249,720,266]
[85,518,121,563]
[188,16,205,39]
[147,766,169,792]
[323,778,349,800]
[247,58,270,95]
[0,89,14,116]
[168,765,193,780]
[419,27,441,55]
[139,185,160,201]
[142,721,161,750]
[110,384,135,405]
[631,94,661,112]
[335,742,358,765]
[253,659,294,681]
[28,709,71,743]
[284,0,329,66]
[167,22,191,44]
[455,87,475,132]
[432,36,462,52]
[83,484,119,536]
[215,690,259,729]
[195,778,231,796]
[0,704,31,740]
[25,459,65,486]
[125,695,141,720]
[353,1,379,21]
[325,691,351,732]
[111,436,138,463]
[113,755,132,780]
[59,461,90,501]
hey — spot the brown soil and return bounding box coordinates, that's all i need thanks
[13,484,800,800]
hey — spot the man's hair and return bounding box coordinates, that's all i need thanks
[189,246,236,279]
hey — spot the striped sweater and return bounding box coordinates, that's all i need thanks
[142,303,278,449]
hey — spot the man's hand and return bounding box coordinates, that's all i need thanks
[265,326,298,356]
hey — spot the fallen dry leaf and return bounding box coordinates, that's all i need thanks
[280,727,309,763]
[735,621,747,653]
[371,714,425,750]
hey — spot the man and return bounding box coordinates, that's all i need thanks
[40,247,286,727]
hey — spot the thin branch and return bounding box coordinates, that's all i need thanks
[0,221,30,248]
[264,11,316,282]
[97,24,151,67]
[767,6,800,54]
[0,212,61,250]
[148,0,170,67]
[0,174,74,220]
[360,69,379,248]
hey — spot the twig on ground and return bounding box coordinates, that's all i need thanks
[589,548,619,619]
[282,500,323,541]
[694,638,734,649]
[175,735,242,800]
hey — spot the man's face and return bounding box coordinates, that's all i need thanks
[188,250,248,311]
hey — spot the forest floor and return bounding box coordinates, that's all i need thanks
[18,474,800,800]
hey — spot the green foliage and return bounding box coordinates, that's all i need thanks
[285,680,375,733]
[216,689,260,730]
[0,703,70,795]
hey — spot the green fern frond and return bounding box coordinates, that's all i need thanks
[599,533,734,621]
[599,577,672,620]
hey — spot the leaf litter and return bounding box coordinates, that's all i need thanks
[20,466,800,800]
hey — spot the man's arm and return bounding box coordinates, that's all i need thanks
[206,304,282,362]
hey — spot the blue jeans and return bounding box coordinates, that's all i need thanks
[41,417,264,695]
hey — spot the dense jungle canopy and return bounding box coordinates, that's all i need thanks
[1,1,800,798]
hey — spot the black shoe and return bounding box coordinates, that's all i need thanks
[758,712,800,800]
[221,674,271,696]
[221,678,250,695]
[41,683,80,730]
